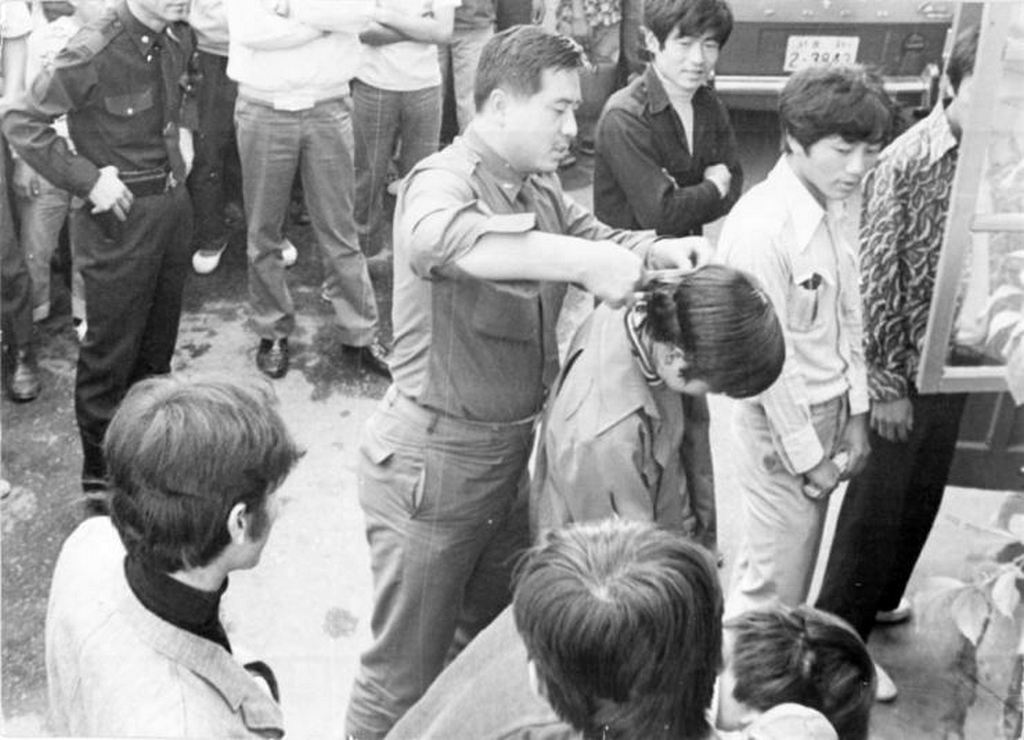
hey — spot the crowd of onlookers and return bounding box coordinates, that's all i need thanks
[0,0,984,737]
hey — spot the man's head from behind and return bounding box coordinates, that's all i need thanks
[473,25,586,173]
[105,375,302,575]
[778,65,893,204]
[719,605,875,740]
[514,519,723,740]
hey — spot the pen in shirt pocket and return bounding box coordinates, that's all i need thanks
[799,272,823,322]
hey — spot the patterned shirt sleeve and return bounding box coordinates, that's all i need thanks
[860,160,913,401]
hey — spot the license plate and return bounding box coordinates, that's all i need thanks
[783,36,859,72]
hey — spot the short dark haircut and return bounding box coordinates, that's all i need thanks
[644,264,785,398]
[725,606,875,740]
[779,65,894,151]
[105,375,302,572]
[474,25,585,111]
[644,0,734,48]
[513,520,722,740]
[947,25,979,94]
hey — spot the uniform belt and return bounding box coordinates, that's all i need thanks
[383,385,540,433]
[120,168,177,197]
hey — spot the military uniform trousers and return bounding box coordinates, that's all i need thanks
[346,385,534,739]
[74,183,192,487]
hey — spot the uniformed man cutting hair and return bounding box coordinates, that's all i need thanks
[2,0,198,501]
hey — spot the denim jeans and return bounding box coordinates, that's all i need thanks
[188,50,240,252]
[235,95,379,345]
[438,24,493,132]
[16,174,87,321]
[352,80,441,255]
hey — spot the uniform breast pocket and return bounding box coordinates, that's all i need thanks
[471,284,538,342]
[788,271,825,333]
[103,88,155,120]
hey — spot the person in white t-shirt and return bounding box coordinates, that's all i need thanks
[353,1,457,257]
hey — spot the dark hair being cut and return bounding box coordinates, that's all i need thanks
[105,375,302,573]
[474,25,585,111]
[644,264,784,398]
[725,605,876,740]
[513,519,722,740]
[779,65,894,152]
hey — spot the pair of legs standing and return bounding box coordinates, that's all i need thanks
[235,95,380,376]
[346,388,533,739]
[351,81,442,257]
[74,186,192,488]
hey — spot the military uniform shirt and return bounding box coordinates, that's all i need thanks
[390,126,656,423]
[1,1,196,199]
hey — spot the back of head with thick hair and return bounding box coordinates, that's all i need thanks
[644,264,785,398]
[778,65,893,152]
[724,605,875,740]
[105,375,302,573]
[947,25,980,94]
[644,0,734,48]
[513,519,723,740]
[474,25,585,112]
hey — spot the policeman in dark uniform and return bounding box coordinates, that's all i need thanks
[1,0,196,498]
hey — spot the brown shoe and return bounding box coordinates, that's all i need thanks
[7,349,40,402]
[256,338,289,379]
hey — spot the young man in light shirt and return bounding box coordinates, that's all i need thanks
[717,65,892,621]
[225,0,390,379]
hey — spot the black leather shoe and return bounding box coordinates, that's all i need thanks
[256,338,289,379]
[7,349,41,402]
[342,339,391,378]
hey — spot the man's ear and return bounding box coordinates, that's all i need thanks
[226,502,249,545]
[488,87,509,125]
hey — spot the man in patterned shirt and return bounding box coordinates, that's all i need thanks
[815,27,979,700]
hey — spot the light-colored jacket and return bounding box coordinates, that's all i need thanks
[531,303,714,541]
[46,517,284,738]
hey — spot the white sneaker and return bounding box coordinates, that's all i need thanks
[281,238,298,268]
[874,662,897,702]
[192,239,228,274]
[876,596,913,625]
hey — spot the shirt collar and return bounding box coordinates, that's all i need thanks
[592,307,662,433]
[115,1,164,59]
[767,156,829,253]
[921,101,959,165]
[117,579,285,733]
[643,65,672,114]
[461,125,531,200]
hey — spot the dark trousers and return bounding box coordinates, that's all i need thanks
[816,392,967,640]
[73,185,192,488]
[1,137,34,349]
[187,50,240,251]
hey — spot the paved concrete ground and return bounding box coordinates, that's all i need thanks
[2,112,1020,738]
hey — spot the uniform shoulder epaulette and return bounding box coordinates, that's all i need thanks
[50,16,121,69]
